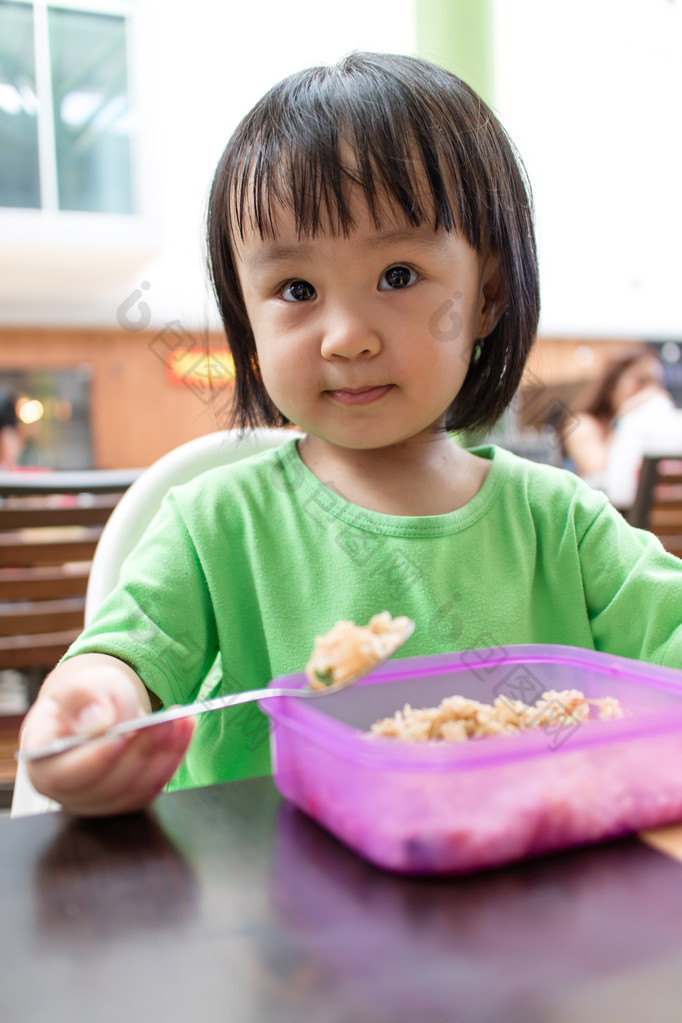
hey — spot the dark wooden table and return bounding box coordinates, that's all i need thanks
[4,777,682,1023]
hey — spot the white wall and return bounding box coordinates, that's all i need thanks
[493,0,682,339]
[0,0,417,328]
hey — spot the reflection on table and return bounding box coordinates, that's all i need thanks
[3,776,682,1022]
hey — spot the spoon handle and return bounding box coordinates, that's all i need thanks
[17,685,310,762]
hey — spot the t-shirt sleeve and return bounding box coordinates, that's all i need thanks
[577,501,682,668]
[63,490,220,707]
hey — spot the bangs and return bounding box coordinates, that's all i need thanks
[233,137,451,242]
[225,55,495,248]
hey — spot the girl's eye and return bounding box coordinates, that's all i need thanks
[379,265,418,291]
[281,279,317,303]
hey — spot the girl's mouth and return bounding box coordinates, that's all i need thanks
[325,385,393,406]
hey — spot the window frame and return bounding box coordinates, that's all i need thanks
[0,0,160,269]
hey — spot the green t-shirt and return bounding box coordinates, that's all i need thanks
[65,440,682,790]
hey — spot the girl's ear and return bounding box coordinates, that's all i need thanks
[475,256,505,340]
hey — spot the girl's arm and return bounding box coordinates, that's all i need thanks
[579,500,682,668]
[20,653,194,816]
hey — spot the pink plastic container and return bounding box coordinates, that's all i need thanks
[260,645,682,875]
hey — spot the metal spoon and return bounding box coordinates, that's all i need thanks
[18,618,415,762]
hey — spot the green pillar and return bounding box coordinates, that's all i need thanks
[415,0,495,106]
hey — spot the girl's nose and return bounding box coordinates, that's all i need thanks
[320,308,381,360]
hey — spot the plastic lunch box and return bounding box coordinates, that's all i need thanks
[259,645,682,875]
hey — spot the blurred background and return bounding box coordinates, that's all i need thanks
[0,0,680,469]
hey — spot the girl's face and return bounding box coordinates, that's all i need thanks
[233,193,500,458]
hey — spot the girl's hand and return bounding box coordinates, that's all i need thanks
[20,654,194,817]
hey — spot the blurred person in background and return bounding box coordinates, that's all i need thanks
[0,389,23,471]
[562,345,682,510]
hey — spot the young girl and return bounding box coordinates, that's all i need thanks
[22,52,682,816]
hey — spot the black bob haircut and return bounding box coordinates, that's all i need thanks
[207,51,540,433]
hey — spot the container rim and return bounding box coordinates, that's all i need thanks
[259,644,682,772]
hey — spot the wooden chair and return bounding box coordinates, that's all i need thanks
[628,456,682,559]
[0,469,140,805]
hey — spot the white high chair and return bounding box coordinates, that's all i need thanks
[11,428,301,817]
